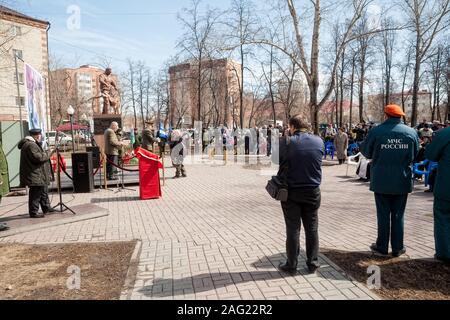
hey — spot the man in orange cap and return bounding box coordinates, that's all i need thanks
[361,105,419,257]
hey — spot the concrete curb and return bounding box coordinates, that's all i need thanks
[0,210,109,239]
[320,253,382,300]
[120,240,143,300]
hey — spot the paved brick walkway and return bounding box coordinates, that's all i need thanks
[0,157,435,300]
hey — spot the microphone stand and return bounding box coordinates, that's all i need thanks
[52,145,76,215]
[115,148,135,193]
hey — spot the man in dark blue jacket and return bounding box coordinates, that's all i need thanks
[425,126,450,263]
[361,105,419,257]
[277,115,324,274]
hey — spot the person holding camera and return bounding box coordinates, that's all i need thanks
[18,129,55,219]
[277,115,325,274]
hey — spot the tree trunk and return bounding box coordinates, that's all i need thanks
[240,44,244,129]
[411,36,421,127]
[197,57,203,124]
[359,66,365,123]
[339,49,345,127]
[349,55,355,128]
[130,64,137,129]
[269,47,276,126]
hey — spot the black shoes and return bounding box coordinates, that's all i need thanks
[370,244,406,257]
[43,208,56,215]
[435,255,450,264]
[392,248,407,258]
[370,244,389,256]
[278,262,297,274]
[30,213,45,219]
[0,223,9,232]
[307,264,320,274]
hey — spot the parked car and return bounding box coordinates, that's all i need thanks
[46,131,73,147]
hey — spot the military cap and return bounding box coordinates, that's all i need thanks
[29,128,42,135]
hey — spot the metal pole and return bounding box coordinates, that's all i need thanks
[14,53,23,138]
[70,115,75,152]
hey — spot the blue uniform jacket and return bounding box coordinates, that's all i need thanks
[361,118,419,195]
[278,132,324,190]
[425,127,450,201]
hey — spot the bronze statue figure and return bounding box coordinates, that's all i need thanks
[99,67,119,115]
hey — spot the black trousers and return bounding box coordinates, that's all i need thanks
[281,187,321,269]
[29,186,51,216]
[106,155,118,178]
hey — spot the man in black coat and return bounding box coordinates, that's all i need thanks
[18,129,55,218]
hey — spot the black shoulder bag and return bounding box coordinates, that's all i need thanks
[265,137,291,202]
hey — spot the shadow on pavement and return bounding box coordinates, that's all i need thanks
[138,253,338,298]
[91,196,141,204]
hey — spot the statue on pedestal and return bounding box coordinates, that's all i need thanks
[99,67,119,115]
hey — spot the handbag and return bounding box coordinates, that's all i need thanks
[265,137,291,202]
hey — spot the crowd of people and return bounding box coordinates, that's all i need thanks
[104,120,188,180]
[2,108,449,271]
[275,106,450,275]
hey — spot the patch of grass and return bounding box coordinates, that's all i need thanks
[0,241,137,300]
[323,249,450,300]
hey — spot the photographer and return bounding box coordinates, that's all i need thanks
[277,115,324,274]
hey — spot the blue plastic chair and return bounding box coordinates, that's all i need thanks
[324,142,335,160]
[414,160,439,187]
[347,143,359,156]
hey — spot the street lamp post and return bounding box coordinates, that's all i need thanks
[81,113,88,150]
[67,105,76,152]
[14,52,24,138]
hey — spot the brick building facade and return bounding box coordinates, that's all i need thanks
[169,59,242,128]
[0,5,50,123]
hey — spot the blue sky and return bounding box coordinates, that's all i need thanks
[13,0,231,71]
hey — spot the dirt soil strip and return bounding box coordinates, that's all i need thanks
[322,249,450,300]
[0,241,137,300]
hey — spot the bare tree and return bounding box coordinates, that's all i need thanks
[261,45,278,126]
[177,0,219,123]
[445,48,450,121]
[224,0,260,128]
[348,48,357,128]
[251,0,381,133]
[400,45,414,117]
[402,0,450,126]
[276,58,303,122]
[379,17,397,106]
[425,44,447,121]
[153,67,170,128]
[48,55,77,128]
[354,11,376,123]
[122,59,138,128]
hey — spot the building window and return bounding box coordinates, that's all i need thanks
[16,96,25,106]
[14,72,24,84]
[10,26,22,36]
[13,49,23,60]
